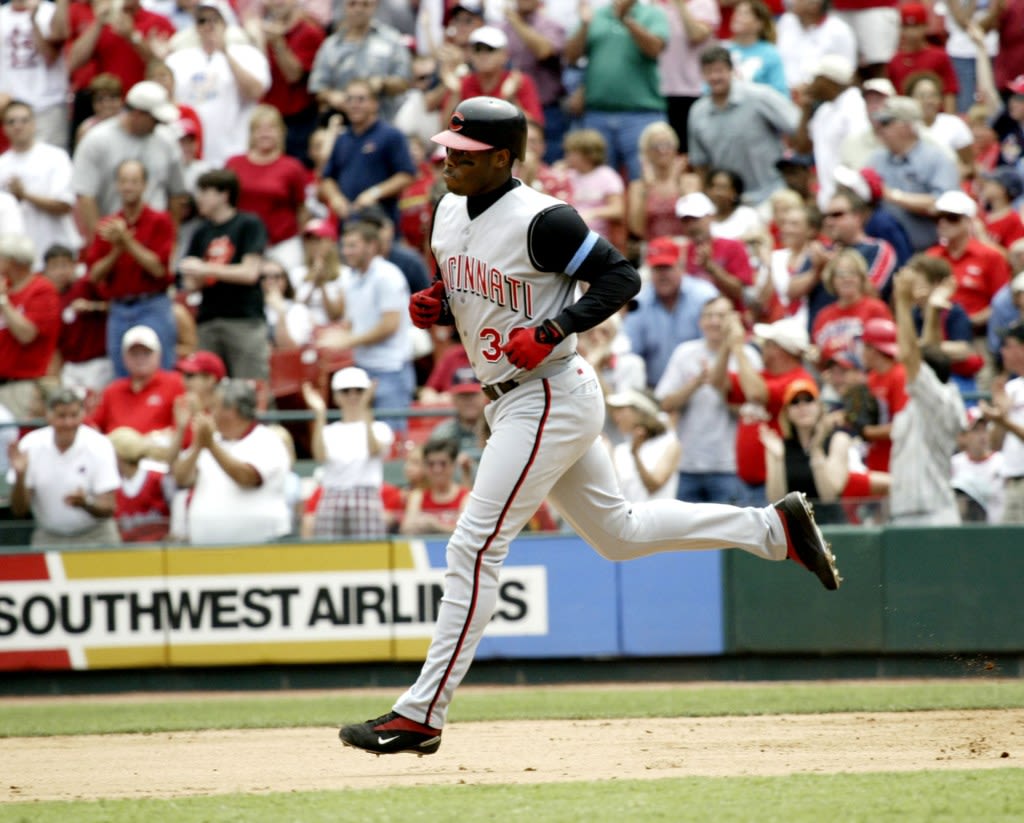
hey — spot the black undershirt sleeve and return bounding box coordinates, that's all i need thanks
[527,204,641,336]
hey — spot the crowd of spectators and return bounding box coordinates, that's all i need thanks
[2,0,1024,545]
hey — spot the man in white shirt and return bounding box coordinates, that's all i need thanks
[0,101,81,269]
[776,0,858,92]
[8,388,122,546]
[980,321,1024,523]
[166,0,271,166]
[0,0,69,149]
[791,55,869,210]
[322,219,413,430]
[172,378,291,544]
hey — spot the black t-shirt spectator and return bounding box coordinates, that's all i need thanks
[188,212,268,323]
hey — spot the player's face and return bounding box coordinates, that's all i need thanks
[441,147,511,196]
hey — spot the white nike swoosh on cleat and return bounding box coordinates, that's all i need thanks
[377,735,399,745]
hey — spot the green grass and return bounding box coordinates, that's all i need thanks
[3,770,1024,823]
[2,680,1024,738]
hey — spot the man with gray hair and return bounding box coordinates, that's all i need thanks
[172,378,291,544]
[8,388,122,547]
[866,96,961,252]
[0,234,60,420]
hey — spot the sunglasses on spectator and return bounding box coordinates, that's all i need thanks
[196,15,220,24]
[471,44,498,53]
[823,210,848,219]
[788,393,817,407]
[337,387,366,394]
[937,213,965,222]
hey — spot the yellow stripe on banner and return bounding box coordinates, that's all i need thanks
[165,638,432,666]
[163,543,410,576]
[61,542,420,579]
[63,550,166,579]
[85,645,170,669]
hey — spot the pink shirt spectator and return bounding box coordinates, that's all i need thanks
[566,165,624,240]
[656,0,720,97]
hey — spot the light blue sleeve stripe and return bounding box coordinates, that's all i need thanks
[565,231,600,276]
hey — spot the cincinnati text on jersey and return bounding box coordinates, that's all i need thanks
[440,254,536,319]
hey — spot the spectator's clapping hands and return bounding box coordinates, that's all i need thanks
[7,441,26,475]
[192,413,215,449]
[758,424,783,459]
[892,266,916,303]
[173,393,194,433]
[301,382,327,415]
[97,216,128,245]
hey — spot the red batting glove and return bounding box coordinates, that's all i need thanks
[501,321,565,370]
[409,280,446,329]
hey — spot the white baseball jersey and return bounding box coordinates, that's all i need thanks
[432,184,580,386]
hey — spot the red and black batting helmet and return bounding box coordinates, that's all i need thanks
[431,96,527,161]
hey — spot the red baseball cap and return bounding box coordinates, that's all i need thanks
[862,318,898,358]
[177,350,227,380]
[819,339,862,370]
[303,218,338,241]
[900,2,928,25]
[450,366,482,394]
[645,236,681,267]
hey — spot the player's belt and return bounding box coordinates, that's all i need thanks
[481,380,519,401]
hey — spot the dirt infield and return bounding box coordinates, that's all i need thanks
[3,707,1022,802]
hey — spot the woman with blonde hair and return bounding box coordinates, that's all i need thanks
[225,104,309,270]
[811,248,893,350]
[289,218,345,327]
[626,121,689,244]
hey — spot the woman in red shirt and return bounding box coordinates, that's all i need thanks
[226,105,310,271]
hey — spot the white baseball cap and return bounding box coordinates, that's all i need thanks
[833,165,871,202]
[331,366,372,392]
[121,324,162,353]
[605,389,661,420]
[675,192,716,219]
[813,54,855,85]
[753,316,810,356]
[934,190,978,218]
[862,78,896,98]
[125,81,179,124]
[468,25,508,50]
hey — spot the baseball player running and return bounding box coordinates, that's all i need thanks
[339,97,841,757]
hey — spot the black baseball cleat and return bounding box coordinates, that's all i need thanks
[774,491,842,590]
[339,711,442,756]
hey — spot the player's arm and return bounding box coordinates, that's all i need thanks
[528,204,641,335]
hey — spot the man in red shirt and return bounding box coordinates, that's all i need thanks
[84,158,176,377]
[887,3,958,108]
[677,191,754,309]
[0,235,60,420]
[259,0,325,164]
[926,190,1011,336]
[860,317,907,472]
[455,26,544,126]
[67,0,175,97]
[711,314,816,505]
[43,243,110,406]
[88,324,185,453]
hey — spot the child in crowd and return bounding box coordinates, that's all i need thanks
[108,426,173,543]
